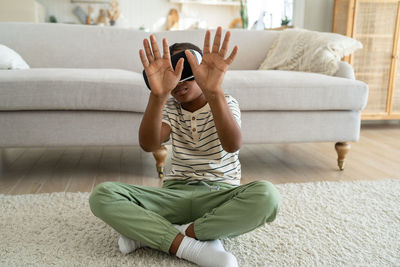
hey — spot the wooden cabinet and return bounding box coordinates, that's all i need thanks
[0,0,45,23]
[332,0,400,120]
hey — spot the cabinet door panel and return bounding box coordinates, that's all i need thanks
[353,1,398,113]
[393,57,400,112]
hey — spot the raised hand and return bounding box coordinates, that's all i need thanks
[185,26,238,97]
[139,35,184,98]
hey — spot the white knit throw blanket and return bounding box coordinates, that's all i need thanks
[259,29,363,75]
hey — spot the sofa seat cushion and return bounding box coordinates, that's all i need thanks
[222,70,368,111]
[0,68,368,113]
[0,68,149,112]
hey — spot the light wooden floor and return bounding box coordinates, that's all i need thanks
[1,122,399,195]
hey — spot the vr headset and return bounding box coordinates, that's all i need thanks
[142,49,203,90]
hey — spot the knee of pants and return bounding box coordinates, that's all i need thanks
[89,181,120,219]
[248,180,281,223]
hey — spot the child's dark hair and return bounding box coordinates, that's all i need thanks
[169,43,203,56]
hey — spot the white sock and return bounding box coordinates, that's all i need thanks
[173,222,226,251]
[173,222,192,236]
[118,235,146,254]
[207,239,226,251]
[176,236,238,267]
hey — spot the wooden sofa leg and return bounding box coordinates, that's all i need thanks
[334,142,351,171]
[152,145,168,178]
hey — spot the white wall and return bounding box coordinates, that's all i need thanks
[303,0,334,32]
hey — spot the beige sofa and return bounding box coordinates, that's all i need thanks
[0,22,368,169]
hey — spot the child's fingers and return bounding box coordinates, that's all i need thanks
[143,39,154,63]
[185,50,199,73]
[225,45,238,65]
[203,30,211,55]
[212,26,222,53]
[174,58,184,77]
[150,35,161,60]
[162,38,171,60]
[139,49,149,68]
[219,31,231,58]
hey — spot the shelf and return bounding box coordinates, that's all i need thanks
[170,0,240,6]
[71,0,109,3]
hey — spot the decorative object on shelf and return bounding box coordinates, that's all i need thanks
[240,0,248,29]
[139,25,149,31]
[169,0,240,6]
[229,18,242,29]
[86,5,94,25]
[251,11,266,30]
[49,15,58,23]
[73,5,87,24]
[281,16,290,26]
[268,25,293,31]
[166,8,179,30]
[106,0,120,26]
[96,9,109,26]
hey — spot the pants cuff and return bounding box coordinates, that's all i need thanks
[192,220,207,241]
[160,227,181,253]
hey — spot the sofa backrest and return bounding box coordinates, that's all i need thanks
[0,22,279,72]
[0,22,149,72]
[154,29,279,71]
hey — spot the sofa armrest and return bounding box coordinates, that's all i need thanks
[334,61,355,80]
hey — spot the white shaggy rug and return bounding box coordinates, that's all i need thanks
[1,179,399,266]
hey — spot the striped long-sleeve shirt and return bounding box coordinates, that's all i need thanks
[162,95,241,186]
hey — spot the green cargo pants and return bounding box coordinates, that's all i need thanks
[89,179,280,253]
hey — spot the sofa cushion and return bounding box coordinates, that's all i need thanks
[0,68,149,112]
[0,68,368,113]
[258,29,362,75]
[222,70,368,111]
[0,44,30,70]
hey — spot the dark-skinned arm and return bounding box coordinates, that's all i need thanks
[185,27,241,153]
[139,94,171,152]
[138,35,183,152]
[205,90,242,153]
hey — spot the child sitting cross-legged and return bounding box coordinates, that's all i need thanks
[89,27,280,267]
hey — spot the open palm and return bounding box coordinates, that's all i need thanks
[185,27,238,95]
[139,35,184,98]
